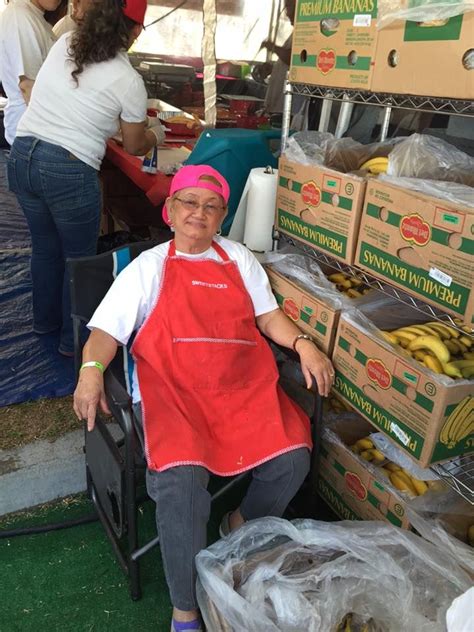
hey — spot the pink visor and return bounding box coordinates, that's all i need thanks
[163,165,230,226]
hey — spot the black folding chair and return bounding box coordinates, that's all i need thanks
[68,241,323,600]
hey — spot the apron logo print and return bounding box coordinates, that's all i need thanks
[192,280,228,289]
[237,456,243,466]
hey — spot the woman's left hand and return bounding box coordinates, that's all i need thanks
[295,338,335,397]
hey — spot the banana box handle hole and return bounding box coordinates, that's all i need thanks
[448,232,463,250]
[300,49,308,63]
[347,50,358,66]
[379,206,389,222]
[388,49,399,68]
[462,49,474,70]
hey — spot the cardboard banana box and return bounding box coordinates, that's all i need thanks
[331,313,474,467]
[356,179,474,325]
[265,265,342,355]
[319,416,474,551]
[372,13,474,100]
[276,156,367,264]
[318,415,412,528]
[290,0,378,90]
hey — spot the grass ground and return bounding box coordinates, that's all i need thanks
[0,493,173,632]
[0,396,78,451]
[0,479,332,632]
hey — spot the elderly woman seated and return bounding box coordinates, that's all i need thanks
[73,164,334,632]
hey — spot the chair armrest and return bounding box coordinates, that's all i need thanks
[104,369,131,409]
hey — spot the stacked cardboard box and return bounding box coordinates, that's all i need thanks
[276,156,367,264]
[371,13,474,100]
[331,312,473,467]
[290,0,378,90]
[356,179,474,326]
[318,415,412,528]
[265,265,342,355]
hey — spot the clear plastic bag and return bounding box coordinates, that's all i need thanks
[283,131,334,166]
[406,504,474,576]
[377,0,474,30]
[283,132,401,173]
[196,517,472,632]
[387,134,474,186]
[370,432,440,480]
[325,137,402,173]
[263,249,344,311]
[379,175,474,209]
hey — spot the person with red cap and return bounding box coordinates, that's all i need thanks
[74,164,335,631]
[7,0,165,357]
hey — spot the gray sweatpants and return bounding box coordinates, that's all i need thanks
[134,404,310,611]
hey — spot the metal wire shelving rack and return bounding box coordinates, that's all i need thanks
[431,456,474,505]
[290,84,474,118]
[278,82,474,504]
[278,234,471,332]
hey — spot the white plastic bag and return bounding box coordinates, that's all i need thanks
[196,517,471,632]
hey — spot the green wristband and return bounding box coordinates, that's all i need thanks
[80,361,105,373]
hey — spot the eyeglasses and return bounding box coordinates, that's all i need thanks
[174,197,225,215]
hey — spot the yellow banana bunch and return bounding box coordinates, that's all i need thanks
[382,321,474,380]
[439,396,474,449]
[349,436,431,497]
[327,272,371,298]
[388,468,429,497]
[359,156,389,175]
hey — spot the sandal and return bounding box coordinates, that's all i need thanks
[170,619,203,632]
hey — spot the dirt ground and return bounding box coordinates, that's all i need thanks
[0,396,79,451]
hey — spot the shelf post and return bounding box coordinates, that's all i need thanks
[335,94,354,138]
[281,72,293,153]
[380,106,392,141]
[318,96,333,132]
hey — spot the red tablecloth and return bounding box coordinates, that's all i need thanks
[105,141,173,206]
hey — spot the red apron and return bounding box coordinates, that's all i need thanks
[131,240,312,474]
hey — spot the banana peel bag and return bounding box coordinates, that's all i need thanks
[196,517,472,632]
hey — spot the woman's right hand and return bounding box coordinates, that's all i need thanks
[73,369,111,432]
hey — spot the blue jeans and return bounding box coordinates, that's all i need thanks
[7,136,101,353]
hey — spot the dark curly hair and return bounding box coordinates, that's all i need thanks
[68,0,138,83]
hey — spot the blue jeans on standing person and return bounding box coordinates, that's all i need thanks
[7,136,101,355]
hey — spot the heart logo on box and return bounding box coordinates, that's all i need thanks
[283,298,300,322]
[367,358,392,390]
[345,472,367,501]
[400,214,431,246]
[301,181,321,207]
[317,49,336,75]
